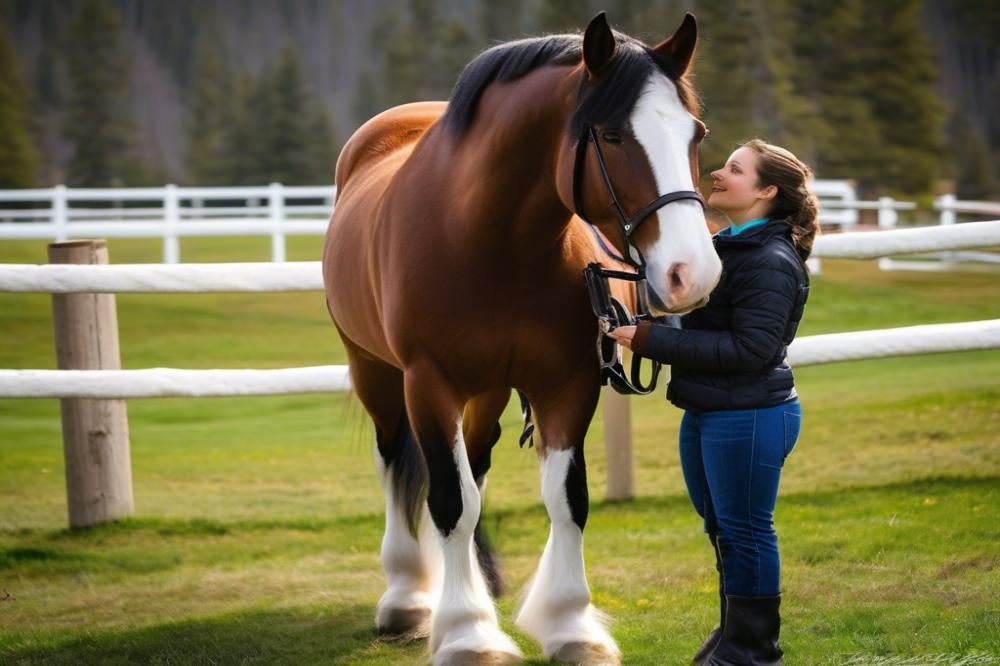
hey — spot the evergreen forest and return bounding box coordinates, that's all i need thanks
[1,0,996,198]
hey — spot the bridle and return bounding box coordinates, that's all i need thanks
[573,104,706,395]
[573,124,706,271]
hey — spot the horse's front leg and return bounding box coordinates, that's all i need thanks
[515,368,621,666]
[404,360,521,666]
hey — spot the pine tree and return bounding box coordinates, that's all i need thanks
[265,47,314,184]
[949,108,994,199]
[186,34,234,185]
[375,8,420,109]
[64,0,135,187]
[352,71,382,127]
[241,74,276,185]
[692,0,821,175]
[0,15,40,187]
[933,0,1000,197]
[788,0,882,182]
[992,73,1000,196]
[35,2,65,107]
[307,107,339,185]
[860,0,945,193]
[742,0,816,159]
[438,19,476,94]
[364,0,480,119]
[219,75,260,185]
[694,0,759,170]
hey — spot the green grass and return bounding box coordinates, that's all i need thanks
[1,238,998,664]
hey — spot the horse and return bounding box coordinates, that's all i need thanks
[322,13,722,665]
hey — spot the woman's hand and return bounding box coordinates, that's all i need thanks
[607,325,637,350]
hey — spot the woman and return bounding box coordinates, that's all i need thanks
[609,139,818,665]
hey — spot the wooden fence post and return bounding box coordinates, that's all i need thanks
[602,387,634,500]
[48,240,134,528]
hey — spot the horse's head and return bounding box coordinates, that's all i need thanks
[559,13,722,315]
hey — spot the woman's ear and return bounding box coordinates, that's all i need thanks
[758,184,778,202]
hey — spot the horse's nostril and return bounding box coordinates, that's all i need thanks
[667,263,688,291]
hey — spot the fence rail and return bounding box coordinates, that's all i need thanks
[0,365,351,399]
[9,182,996,266]
[0,184,337,263]
[2,318,998,400]
[3,220,998,293]
[876,193,1000,271]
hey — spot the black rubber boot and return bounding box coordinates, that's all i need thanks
[692,533,726,664]
[704,595,783,666]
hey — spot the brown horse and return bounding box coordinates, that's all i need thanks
[323,13,722,665]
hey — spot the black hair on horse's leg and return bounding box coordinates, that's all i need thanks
[517,390,534,448]
[565,442,590,531]
[472,421,504,598]
[383,411,429,538]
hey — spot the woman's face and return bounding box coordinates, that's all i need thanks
[707,147,773,216]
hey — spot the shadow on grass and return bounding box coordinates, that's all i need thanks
[0,604,430,666]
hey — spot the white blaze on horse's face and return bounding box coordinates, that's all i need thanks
[630,72,722,314]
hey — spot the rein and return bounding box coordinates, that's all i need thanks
[572,112,705,395]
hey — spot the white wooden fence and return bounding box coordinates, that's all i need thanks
[5,181,993,267]
[878,194,1000,271]
[0,184,335,263]
[2,221,1000,527]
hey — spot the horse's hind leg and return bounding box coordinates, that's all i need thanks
[515,369,621,665]
[347,348,438,637]
[405,360,521,665]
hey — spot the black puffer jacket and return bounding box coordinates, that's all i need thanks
[632,219,809,412]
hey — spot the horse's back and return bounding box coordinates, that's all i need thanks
[334,102,447,192]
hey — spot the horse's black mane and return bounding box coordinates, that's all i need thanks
[442,31,697,138]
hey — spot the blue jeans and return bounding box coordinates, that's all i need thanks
[679,398,801,597]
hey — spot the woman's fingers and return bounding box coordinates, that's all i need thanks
[608,325,637,350]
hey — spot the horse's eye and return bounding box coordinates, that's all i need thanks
[601,130,622,145]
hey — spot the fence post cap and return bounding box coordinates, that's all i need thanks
[48,239,107,250]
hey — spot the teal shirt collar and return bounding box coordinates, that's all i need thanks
[721,217,769,236]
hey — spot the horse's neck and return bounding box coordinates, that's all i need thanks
[452,67,579,253]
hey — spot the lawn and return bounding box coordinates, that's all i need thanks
[1,237,998,665]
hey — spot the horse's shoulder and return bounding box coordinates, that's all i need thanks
[336,102,447,188]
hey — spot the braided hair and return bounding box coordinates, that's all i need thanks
[744,139,820,263]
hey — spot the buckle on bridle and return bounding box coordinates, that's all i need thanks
[583,263,661,395]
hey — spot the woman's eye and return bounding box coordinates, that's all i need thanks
[601,130,622,145]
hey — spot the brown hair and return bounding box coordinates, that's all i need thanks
[743,139,820,263]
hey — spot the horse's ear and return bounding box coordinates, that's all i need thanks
[653,13,698,77]
[583,12,616,75]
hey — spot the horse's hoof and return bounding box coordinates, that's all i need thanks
[376,606,431,638]
[444,650,522,665]
[551,641,621,666]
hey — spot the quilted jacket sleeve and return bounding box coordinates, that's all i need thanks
[633,259,800,373]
